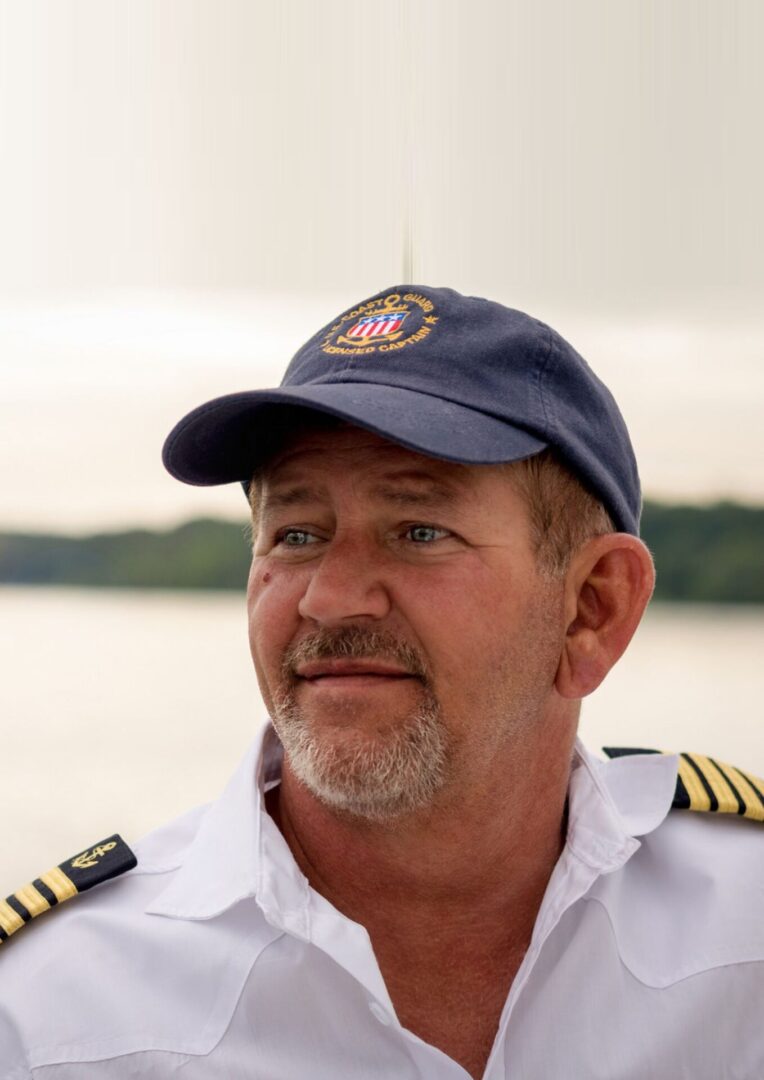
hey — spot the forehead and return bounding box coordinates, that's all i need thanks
[260,423,475,487]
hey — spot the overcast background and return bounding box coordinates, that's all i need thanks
[1,0,763,533]
[2,0,764,893]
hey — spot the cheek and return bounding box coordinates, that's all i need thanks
[399,566,497,664]
[246,561,307,669]
[405,563,540,678]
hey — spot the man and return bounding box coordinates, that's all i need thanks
[2,286,763,1079]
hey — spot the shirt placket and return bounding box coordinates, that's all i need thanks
[481,765,641,1080]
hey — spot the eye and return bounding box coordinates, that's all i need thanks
[404,524,451,543]
[276,528,321,547]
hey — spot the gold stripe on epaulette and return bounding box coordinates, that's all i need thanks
[14,883,50,918]
[677,755,711,812]
[0,899,25,937]
[686,754,740,814]
[39,867,78,903]
[698,756,743,813]
[724,764,764,823]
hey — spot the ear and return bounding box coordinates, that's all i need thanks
[555,534,655,699]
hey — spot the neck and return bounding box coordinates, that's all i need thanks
[267,717,577,936]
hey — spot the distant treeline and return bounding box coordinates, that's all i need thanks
[0,502,762,603]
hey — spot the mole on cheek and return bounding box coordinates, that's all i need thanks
[262,571,272,584]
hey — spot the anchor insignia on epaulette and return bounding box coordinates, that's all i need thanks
[603,748,764,823]
[71,842,118,870]
[0,834,137,945]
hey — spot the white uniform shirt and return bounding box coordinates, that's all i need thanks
[2,724,763,1079]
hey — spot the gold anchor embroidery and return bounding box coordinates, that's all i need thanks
[71,842,117,870]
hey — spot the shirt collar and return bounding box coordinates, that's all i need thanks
[146,723,309,927]
[566,737,677,872]
[147,725,678,921]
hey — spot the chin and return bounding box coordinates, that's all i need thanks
[272,691,449,823]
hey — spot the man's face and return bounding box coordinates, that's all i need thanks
[247,425,566,821]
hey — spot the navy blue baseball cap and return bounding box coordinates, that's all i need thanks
[162,285,641,534]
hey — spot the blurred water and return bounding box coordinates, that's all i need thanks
[1,586,763,894]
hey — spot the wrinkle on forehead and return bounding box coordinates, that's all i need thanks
[265,426,428,469]
[261,427,475,485]
[260,477,463,516]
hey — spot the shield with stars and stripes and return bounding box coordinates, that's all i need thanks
[346,311,408,340]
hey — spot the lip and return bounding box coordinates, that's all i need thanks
[295,659,414,680]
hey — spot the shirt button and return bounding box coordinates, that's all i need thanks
[368,1001,392,1025]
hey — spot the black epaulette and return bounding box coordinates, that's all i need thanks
[0,834,137,945]
[603,748,764,823]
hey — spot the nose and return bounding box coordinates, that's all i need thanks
[297,534,392,625]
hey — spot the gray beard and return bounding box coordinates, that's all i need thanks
[270,628,449,823]
[271,692,448,823]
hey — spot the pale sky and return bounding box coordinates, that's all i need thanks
[1,0,763,531]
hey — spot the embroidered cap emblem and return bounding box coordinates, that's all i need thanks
[320,292,439,358]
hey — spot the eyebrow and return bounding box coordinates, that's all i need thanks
[259,485,329,513]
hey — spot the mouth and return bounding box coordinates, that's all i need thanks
[294,659,417,685]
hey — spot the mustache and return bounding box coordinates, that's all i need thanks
[282,627,429,682]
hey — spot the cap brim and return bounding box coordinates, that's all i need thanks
[162,383,548,485]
